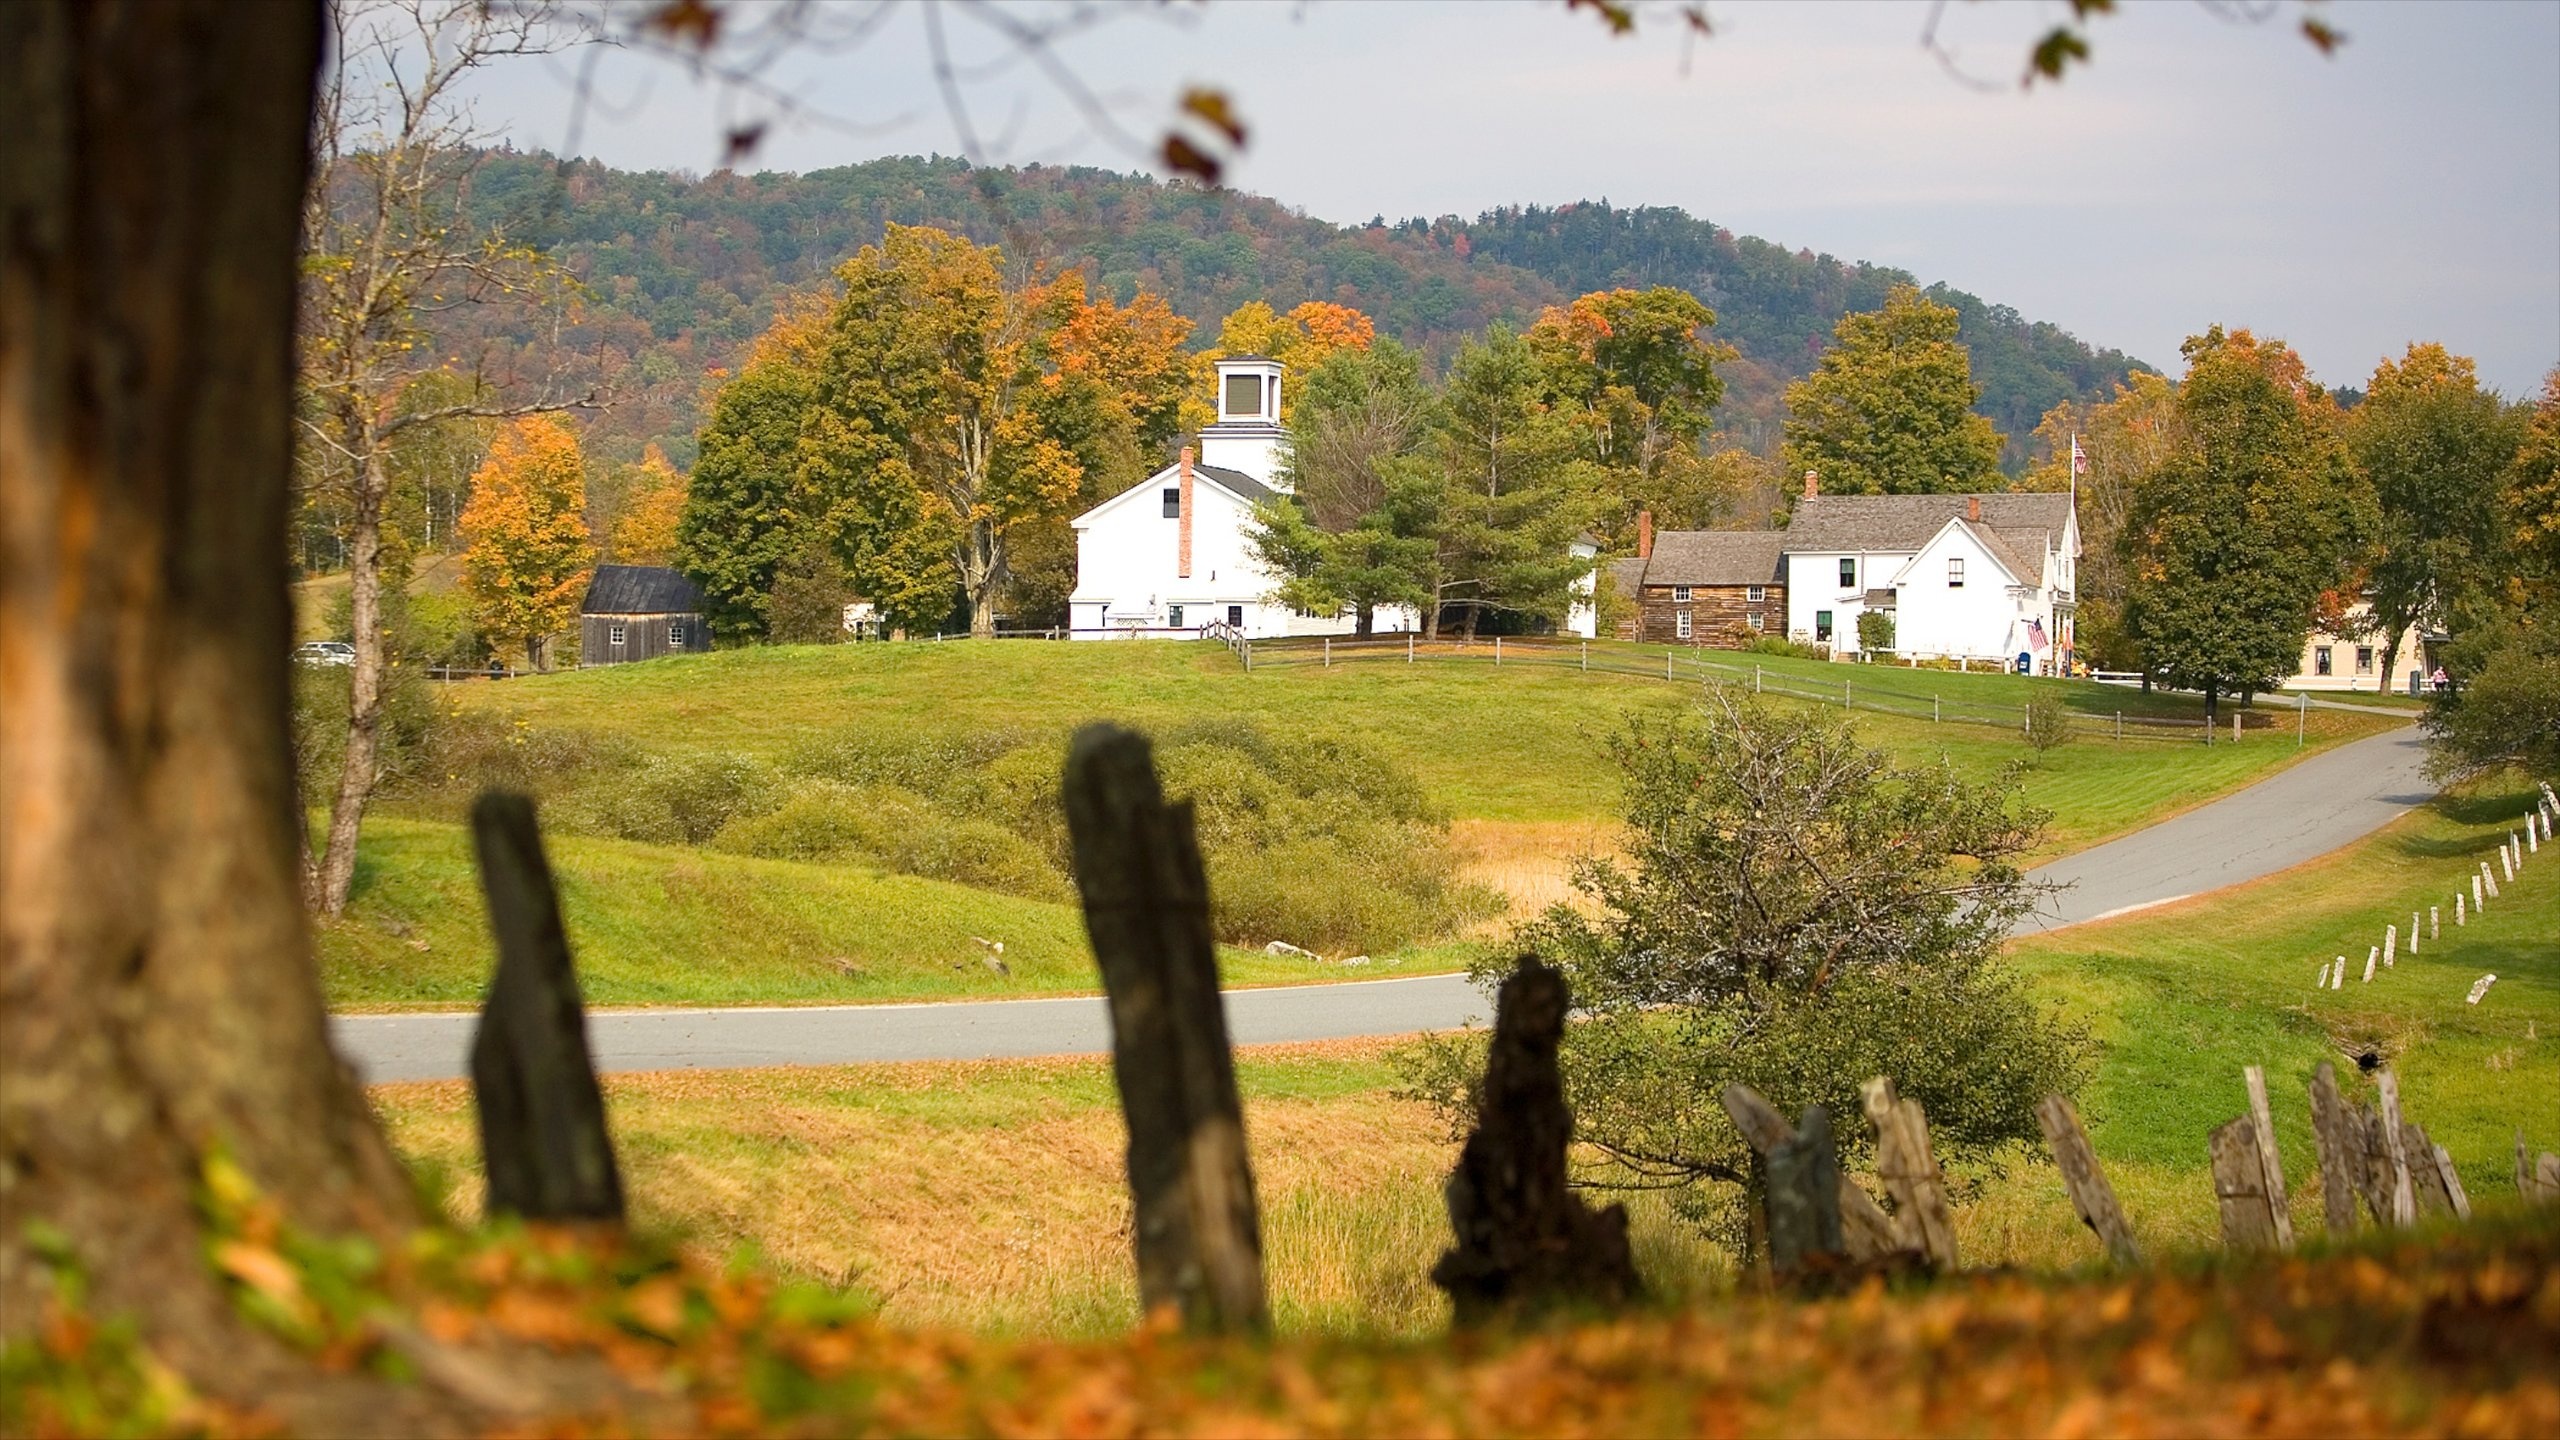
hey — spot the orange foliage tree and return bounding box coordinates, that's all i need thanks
[608,444,688,566]
[1212,300,1376,423]
[461,413,596,670]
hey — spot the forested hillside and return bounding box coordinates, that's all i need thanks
[449,151,2144,470]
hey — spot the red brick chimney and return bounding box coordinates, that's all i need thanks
[1177,446,1195,579]
[1802,469,1819,499]
[1967,494,1982,523]
[1636,509,1654,560]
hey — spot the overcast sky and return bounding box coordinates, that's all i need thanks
[463,0,2560,397]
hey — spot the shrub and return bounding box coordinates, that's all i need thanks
[712,780,1070,902]
[1744,634,1828,662]
[563,752,784,845]
[2023,693,2073,753]
[1855,609,1896,657]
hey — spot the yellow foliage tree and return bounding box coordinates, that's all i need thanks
[609,444,688,566]
[1211,300,1377,423]
[462,413,596,670]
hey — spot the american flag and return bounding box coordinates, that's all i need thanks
[2070,436,2090,475]
[2026,620,2049,653]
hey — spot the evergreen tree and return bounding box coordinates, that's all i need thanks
[2121,327,2375,725]
[1435,329,1606,636]
[1782,283,2005,495]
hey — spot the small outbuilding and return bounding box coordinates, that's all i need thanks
[579,564,711,666]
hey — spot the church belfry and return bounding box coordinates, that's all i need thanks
[1199,356,1287,488]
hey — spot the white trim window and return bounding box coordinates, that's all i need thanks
[668,622,687,646]
[1746,585,1765,602]
[608,623,626,645]
[1747,611,1765,631]
[1672,585,1693,602]
[1674,610,1693,640]
[1947,558,1965,588]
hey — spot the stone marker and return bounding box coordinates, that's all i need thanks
[2466,974,2497,1005]
[2430,904,2440,940]
[2384,924,2397,968]
[2472,872,2484,910]
[2501,845,2514,883]
[2458,891,2468,926]
[2409,911,2421,956]
[2483,862,2499,901]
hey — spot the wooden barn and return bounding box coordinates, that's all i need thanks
[579,565,711,666]
[1610,515,1787,647]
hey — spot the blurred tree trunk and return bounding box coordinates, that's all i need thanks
[1,0,415,1376]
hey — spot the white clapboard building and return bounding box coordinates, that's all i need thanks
[1068,356,1423,639]
[1776,475,2080,670]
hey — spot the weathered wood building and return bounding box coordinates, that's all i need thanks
[1609,514,1786,646]
[579,565,711,666]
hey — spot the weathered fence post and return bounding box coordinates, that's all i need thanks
[2376,1070,2417,1227]
[1431,957,1641,1324]
[2431,1144,2473,1220]
[1581,639,1587,672]
[2307,1063,2362,1236]
[2242,1065,2295,1248]
[1765,1106,1846,1283]
[1407,632,1414,664]
[2384,924,2396,968]
[2431,904,2440,939]
[1062,725,1268,1334]
[1323,635,1330,667]
[468,792,624,1224]
[2209,1115,2280,1249]
[2035,1095,2140,1266]
[1861,1077,1957,1270]
[1720,1083,1900,1263]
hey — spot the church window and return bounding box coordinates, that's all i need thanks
[1162,487,1181,518]
[1223,372,1263,418]
[2315,646,2333,676]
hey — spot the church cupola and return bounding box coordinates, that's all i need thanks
[1199,356,1288,489]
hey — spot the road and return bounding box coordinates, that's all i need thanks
[335,724,2432,1084]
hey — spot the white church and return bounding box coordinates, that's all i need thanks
[1068,356,1593,639]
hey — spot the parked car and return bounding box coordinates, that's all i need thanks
[292,641,355,667]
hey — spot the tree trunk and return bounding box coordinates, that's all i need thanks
[317,448,387,914]
[1355,602,1373,637]
[2203,681,2220,741]
[1,0,417,1392]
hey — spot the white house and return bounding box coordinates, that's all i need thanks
[1775,476,2079,671]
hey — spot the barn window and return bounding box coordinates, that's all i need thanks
[1167,603,1185,627]
[1748,612,1765,631]
[608,623,626,645]
[1838,558,1856,588]
[1162,487,1181,518]
[1675,611,1692,641]
[1948,558,1965,588]
[668,622,686,646]
[1672,585,1692,602]
[1227,604,1244,627]
[1746,585,1765,602]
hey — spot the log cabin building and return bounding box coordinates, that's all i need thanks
[1609,511,1786,646]
[579,564,712,666]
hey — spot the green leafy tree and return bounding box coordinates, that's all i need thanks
[2019,373,2182,670]
[2121,327,2375,726]
[1434,328,1608,637]
[1782,284,2005,496]
[1414,690,2086,1241]
[1527,286,1729,545]
[2353,344,2527,683]
[679,302,841,639]
[1249,342,1442,634]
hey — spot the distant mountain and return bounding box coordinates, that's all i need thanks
[448,151,2146,471]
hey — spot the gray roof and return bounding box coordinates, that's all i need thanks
[1604,555,1650,597]
[581,564,703,616]
[1193,462,1277,506]
[1784,492,2070,583]
[1629,530,1788,588]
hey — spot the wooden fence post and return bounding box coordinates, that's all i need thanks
[2376,1070,2417,1227]
[468,792,624,1224]
[1062,725,1268,1334]
[1720,1082,1900,1262]
[2242,1066,2295,1248]
[2209,1116,2279,1249]
[1861,1077,1957,1270]
[1766,1105,1846,1283]
[2035,1095,2140,1266]
[1431,957,1640,1324]
[2306,1063,2367,1236]
[2430,1145,2472,1220]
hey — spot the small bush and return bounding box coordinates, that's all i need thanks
[1854,609,1896,657]
[1744,634,1828,662]
[564,752,784,845]
[712,781,1070,902]
[415,708,638,806]
[2023,693,2073,753]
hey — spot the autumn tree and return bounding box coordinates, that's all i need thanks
[1782,283,2004,496]
[2121,327,2375,726]
[2020,373,2182,670]
[2351,344,2528,683]
[1527,286,1729,544]
[604,444,688,565]
[461,413,596,670]
[296,0,593,915]
[1213,299,1376,422]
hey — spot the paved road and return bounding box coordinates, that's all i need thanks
[335,725,2431,1083]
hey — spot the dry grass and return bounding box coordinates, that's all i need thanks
[373,1038,1731,1338]
[1450,818,1619,935]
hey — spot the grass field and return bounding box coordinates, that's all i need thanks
[371,781,2557,1336]
[435,639,2394,840]
[321,815,1378,1008]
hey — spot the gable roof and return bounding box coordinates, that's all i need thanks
[1784,492,2069,586]
[582,564,703,616]
[1630,530,1787,588]
[1073,458,1278,526]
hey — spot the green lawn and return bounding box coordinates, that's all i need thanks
[322,815,1376,1008]
[440,639,2395,847]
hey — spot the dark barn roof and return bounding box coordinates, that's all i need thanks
[1634,531,1789,588]
[581,564,704,616]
